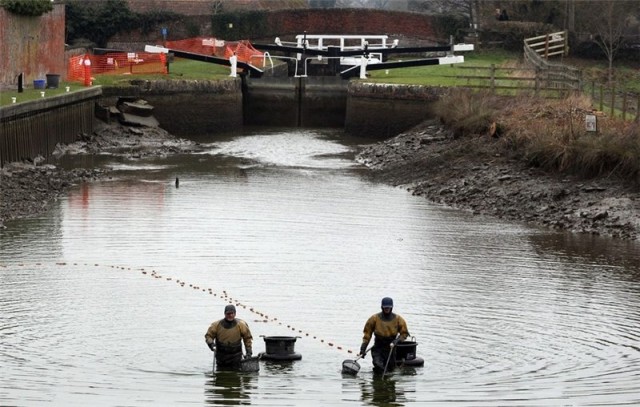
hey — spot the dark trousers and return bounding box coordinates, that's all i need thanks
[216,344,243,370]
[371,345,395,373]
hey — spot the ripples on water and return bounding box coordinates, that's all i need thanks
[1,128,640,406]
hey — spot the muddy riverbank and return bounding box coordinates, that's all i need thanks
[356,120,640,241]
[0,121,196,229]
[3,118,640,241]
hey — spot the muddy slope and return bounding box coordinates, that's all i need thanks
[0,122,197,229]
[357,120,640,241]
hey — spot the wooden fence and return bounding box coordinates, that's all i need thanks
[514,31,582,96]
[584,81,640,121]
[440,64,581,98]
[445,66,639,120]
[524,31,568,59]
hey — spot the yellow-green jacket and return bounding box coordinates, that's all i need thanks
[362,312,409,347]
[205,318,253,350]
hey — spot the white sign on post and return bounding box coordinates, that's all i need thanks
[585,114,597,132]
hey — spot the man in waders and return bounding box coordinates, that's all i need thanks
[358,297,409,373]
[205,304,253,370]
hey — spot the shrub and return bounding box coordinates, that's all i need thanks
[435,89,640,183]
[432,89,503,137]
[211,11,268,41]
[65,0,178,48]
[0,0,52,16]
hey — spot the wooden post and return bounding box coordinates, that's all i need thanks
[599,85,604,112]
[622,91,627,121]
[490,64,495,93]
[535,68,540,96]
[544,34,549,59]
[578,69,583,91]
[591,80,595,100]
[636,94,640,122]
[610,84,615,117]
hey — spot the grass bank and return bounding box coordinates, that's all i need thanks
[0,58,232,106]
[365,50,518,86]
[3,51,638,185]
[363,50,640,184]
[433,89,640,183]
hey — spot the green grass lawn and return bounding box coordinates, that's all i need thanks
[0,58,234,106]
[3,51,639,107]
[364,50,519,86]
[91,58,233,86]
[0,82,83,105]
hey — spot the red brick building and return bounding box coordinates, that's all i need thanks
[0,4,66,89]
[125,0,307,15]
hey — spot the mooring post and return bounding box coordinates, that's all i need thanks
[359,42,369,79]
[328,46,339,76]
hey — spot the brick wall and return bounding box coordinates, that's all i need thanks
[109,8,438,48]
[264,9,436,42]
[0,4,66,89]
[126,0,307,15]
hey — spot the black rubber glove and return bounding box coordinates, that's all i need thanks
[207,342,215,352]
[359,344,367,358]
[245,348,252,358]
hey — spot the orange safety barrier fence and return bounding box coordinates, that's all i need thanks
[67,52,167,83]
[67,39,263,84]
[165,37,224,57]
[67,55,87,82]
[224,40,264,65]
[166,37,264,65]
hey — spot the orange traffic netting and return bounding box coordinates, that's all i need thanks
[66,38,264,83]
[166,37,264,65]
[165,37,225,56]
[224,41,264,66]
[67,52,167,83]
[67,54,88,82]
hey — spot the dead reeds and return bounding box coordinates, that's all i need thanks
[433,89,640,182]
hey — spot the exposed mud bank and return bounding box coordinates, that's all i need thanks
[0,122,196,229]
[4,115,639,242]
[356,120,640,241]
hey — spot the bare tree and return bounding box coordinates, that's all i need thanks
[211,0,223,14]
[576,0,637,83]
[334,0,356,7]
[412,0,477,28]
[335,0,393,8]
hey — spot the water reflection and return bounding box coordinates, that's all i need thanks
[262,360,299,375]
[529,232,640,280]
[1,128,640,405]
[361,376,402,406]
[205,371,256,405]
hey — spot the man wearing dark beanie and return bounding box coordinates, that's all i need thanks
[358,297,409,373]
[205,304,253,369]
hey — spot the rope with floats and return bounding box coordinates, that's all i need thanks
[0,261,359,355]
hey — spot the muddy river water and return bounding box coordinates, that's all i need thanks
[1,128,640,406]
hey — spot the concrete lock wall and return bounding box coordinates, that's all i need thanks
[0,4,66,89]
[0,88,100,167]
[346,82,445,139]
[1,80,442,166]
[242,79,443,137]
[101,79,442,138]
[243,76,348,128]
[101,79,244,136]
